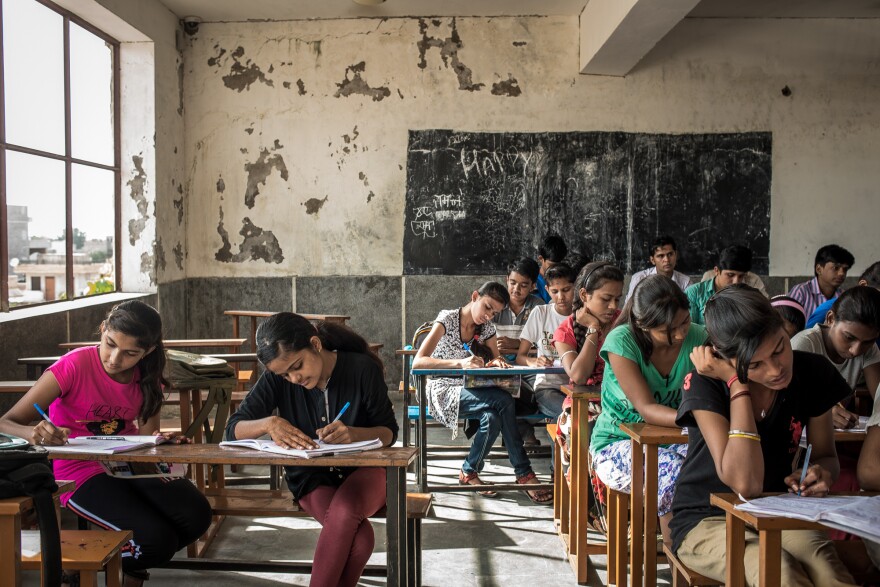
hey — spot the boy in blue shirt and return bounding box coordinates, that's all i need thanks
[535,235,567,303]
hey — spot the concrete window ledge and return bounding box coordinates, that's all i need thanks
[0,292,153,324]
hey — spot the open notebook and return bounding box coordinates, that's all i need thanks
[219,438,382,459]
[736,493,880,543]
[42,435,167,454]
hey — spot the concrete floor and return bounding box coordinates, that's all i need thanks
[28,393,674,586]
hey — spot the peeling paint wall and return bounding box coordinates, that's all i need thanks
[182,16,880,278]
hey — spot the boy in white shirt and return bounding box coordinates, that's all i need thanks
[516,263,577,419]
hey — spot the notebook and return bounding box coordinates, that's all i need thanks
[219,437,382,459]
[41,436,165,454]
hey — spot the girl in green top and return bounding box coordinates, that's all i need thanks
[590,274,707,545]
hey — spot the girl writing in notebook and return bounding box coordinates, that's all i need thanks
[589,274,706,546]
[413,281,551,503]
[670,285,856,586]
[0,300,211,587]
[225,313,398,587]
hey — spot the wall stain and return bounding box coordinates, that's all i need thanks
[244,146,289,209]
[177,60,184,116]
[367,191,375,203]
[303,196,329,215]
[397,89,404,99]
[297,79,306,95]
[173,183,184,225]
[216,177,225,193]
[173,242,184,270]
[334,62,391,102]
[207,46,226,67]
[283,81,291,89]
[127,154,148,245]
[491,75,522,97]
[417,18,485,92]
[273,139,284,149]
[155,238,167,273]
[221,46,274,92]
[358,171,369,187]
[140,251,156,285]
[215,206,284,264]
[513,41,528,47]
[245,127,254,135]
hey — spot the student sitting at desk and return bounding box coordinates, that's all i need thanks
[625,235,690,301]
[671,284,856,587]
[590,274,706,546]
[771,295,807,338]
[413,281,551,503]
[534,234,568,303]
[225,313,398,587]
[685,244,753,325]
[788,243,855,319]
[0,301,211,587]
[807,260,880,329]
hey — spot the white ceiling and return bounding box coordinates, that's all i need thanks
[158,0,880,22]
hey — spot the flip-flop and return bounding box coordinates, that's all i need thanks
[459,469,499,498]
[516,472,553,504]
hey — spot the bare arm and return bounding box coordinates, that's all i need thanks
[555,334,600,384]
[412,322,483,369]
[515,338,537,366]
[607,352,677,427]
[858,425,880,490]
[864,363,880,404]
[0,371,68,445]
[233,416,319,450]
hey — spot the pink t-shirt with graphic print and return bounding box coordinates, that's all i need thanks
[47,346,142,505]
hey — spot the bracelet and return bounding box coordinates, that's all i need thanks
[585,337,598,348]
[559,350,577,362]
[728,429,760,439]
[730,390,752,401]
[727,375,741,388]
[728,433,761,442]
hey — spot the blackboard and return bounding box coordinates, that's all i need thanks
[403,130,771,275]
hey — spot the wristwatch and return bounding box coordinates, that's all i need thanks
[585,326,598,336]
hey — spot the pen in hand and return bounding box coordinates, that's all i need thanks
[332,401,351,423]
[797,443,812,496]
[33,403,67,445]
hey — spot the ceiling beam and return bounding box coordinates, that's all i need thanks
[579,0,701,76]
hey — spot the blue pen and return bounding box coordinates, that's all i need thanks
[797,443,812,496]
[33,403,57,429]
[463,343,476,357]
[332,401,351,423]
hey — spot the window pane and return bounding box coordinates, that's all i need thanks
[5,152,66,306]
[72,164,115,298]
[70,23,114,165]
[2,0,65,154]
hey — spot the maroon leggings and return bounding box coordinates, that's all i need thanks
[298,467,387,587]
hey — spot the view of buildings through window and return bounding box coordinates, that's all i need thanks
[1,0,119,309]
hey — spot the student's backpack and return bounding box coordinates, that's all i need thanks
[0,438,61,587]
[410,321,434,350]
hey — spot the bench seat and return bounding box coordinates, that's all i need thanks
[407,405,552,421]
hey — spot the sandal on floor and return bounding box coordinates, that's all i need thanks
[459,469,499,498]
[516,471,553,504]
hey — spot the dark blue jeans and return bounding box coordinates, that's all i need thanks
[458,386,533,478]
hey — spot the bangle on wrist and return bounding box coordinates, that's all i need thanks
[728,429,760,439]
[728,432,761,442]
[726,374,741,388]
[730,390,752,402]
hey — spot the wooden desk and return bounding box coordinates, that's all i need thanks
[45,444,416,586]
[396,349,417,447]
[619,422,686,587]
[59,339,246,351]
[410,366,565,493]
[17,357,60,380]
[0,480,75,587]
[224,310,350,354]
[551,384,602,583]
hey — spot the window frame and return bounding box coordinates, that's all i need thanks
[0,0,121,312]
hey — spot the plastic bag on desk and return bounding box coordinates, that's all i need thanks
[165,349,235,380]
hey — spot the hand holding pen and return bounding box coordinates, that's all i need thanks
[317,401,352,444]
[785,443,832,497]
[32,403,69,446]
[460,343,484,369]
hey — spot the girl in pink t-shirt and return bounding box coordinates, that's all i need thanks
[0,300,210,586]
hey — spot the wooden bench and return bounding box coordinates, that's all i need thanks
[0,381,36,394]
[20,529,133,587]
[201,488,432,584]
[662,544,721,587]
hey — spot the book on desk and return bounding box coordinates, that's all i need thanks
[42,435,168,454]
[736,493,880,542]
[219,437,382,458]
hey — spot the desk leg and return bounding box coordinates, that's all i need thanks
[385,465,408,587]
[643,446,659,587]
[0,512,22,587]
[417,375,428,493]
[759,530,781,587]
[629,439,644,587]
[726,512,746,587]
[402,354,411,449]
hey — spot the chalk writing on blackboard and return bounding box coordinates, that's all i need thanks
[404,130,771,276]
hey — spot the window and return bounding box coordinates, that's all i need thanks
[0,0,120,310]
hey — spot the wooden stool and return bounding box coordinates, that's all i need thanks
[662,544,721,587]
[21,529,133,587]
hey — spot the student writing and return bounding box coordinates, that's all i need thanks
[0,301,211,587]
[225,313,398,587]
[670,285,856,587]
